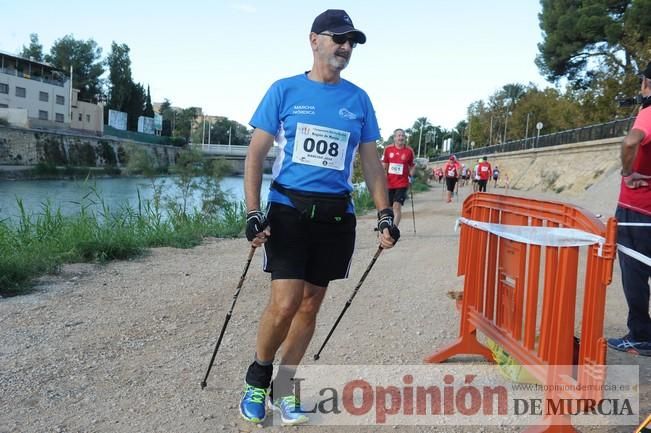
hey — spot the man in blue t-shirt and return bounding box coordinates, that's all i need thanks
[240,9,400,426]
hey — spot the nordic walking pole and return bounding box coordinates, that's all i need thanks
[201,246,256,389]
[314,246,383,361]
[456,178,460,203]
[409,185,416,233]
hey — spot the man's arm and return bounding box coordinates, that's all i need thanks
[359,141,397,248]
[244,128,275,211]
[620,129,651,189]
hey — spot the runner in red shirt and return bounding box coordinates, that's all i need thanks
[383,128,415,226]
[477,156,492,192]
[443,155,460,203]
[607,61,651,356]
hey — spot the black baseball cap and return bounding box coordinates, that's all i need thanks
[311,9,366,44]
[642,62,651,80]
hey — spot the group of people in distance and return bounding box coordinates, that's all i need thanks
[436,155,508,202]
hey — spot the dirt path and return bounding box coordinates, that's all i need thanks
[1,175,648,433]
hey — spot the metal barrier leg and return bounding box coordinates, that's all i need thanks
[424,331,493,363]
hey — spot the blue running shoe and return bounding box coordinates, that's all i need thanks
[239,384,268,423]
[269,395,309,425]
[607,335,651,356]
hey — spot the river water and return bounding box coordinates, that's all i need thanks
[0,175,273,222]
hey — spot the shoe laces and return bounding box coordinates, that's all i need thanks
[278,395,300,410]
[245,385,267,404]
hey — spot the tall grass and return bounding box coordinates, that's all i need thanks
[0,149,248,296]
[0,186,246,297]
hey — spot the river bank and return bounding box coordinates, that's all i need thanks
[0,172,648,433]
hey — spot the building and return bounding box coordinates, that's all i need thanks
[0,50,71,128]
[70,88,104,135]
[0,50,104,135]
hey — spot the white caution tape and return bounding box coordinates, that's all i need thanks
[617,244,651,267]
[617,222,651,227]
[456,217,606,256]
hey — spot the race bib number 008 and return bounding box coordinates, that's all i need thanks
[293,123,350,171]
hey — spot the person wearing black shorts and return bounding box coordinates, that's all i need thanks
[388,188,408,208]
[382,128,415,227]
[240,9,401,426]
[263,203,356,287]
[443,155,460,203]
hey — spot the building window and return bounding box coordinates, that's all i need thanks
[86,114,91,123]
[38,110,48,120]
[78,113,82,121]
[39,91,48,102]
[0,103,8,108]
[16,87,26,98]
[0,83,8,94]
[56,95,64,105]
[55,113,64,123]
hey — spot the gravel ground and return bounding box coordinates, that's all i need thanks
[1,172,648,433]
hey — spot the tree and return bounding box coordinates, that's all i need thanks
[20,33,43,61]
[106,42,133,112]
[158,99,174,136]
[125,82,146,132]
[45,35,104,102]
[536,0,651,85]
[407,117,432,157]
[144,85,155,117]
[175,107,200,143]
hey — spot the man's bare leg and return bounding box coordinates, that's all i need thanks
[392,202,402,227]
[255,279,306,362]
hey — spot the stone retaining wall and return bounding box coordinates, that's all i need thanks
[450,137,621,195]
[0,126,181,168]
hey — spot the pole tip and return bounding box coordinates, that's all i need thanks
[201,381,207,389]
[313,354,320,361]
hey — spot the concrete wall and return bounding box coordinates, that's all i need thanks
[435,136,621,195]
[0,108,28,127]
[0,125,181,168]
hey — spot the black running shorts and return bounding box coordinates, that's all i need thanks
[388,187,408,205]
[445,177,458,192]
[263,203,356,287]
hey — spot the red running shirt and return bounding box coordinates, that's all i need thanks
[618,105,651,216]
[383,145,415,189]
[444,161,460,178]
[478,161,492,180]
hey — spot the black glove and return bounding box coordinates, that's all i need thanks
[377,208,400,243]
[245,210,268,241]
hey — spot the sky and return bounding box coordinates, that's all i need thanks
[1,0,551,138]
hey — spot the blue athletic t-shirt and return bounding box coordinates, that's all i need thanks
[250,73,381,209]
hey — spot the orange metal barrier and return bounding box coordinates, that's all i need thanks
[425,193,618,433]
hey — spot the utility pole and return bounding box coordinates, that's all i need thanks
[69,65,73,123]
[489,116,493,146]
[503,111,512,144]
[202,116,206,145]
[467,120,472,151]
[417,119,425,158]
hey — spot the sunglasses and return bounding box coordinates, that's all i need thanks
[320,32,358,48]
